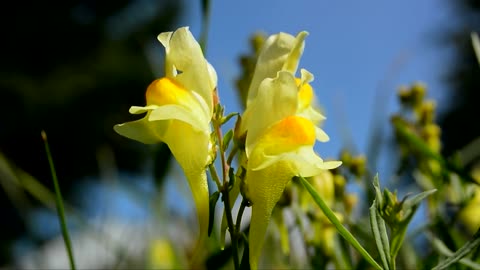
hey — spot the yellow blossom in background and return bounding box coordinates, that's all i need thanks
[458,166,480,234]
[114,27,216,264]
[458,186,480,234]
[148,239,179,269]
[301,171,343,256]
[238,31,341,270]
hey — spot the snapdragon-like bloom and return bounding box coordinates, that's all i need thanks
[114,27,216,263]
[239,31,341,270]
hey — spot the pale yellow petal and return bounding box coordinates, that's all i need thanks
[162,120,210,265]
[321,160,343,170]
[159,27,215,115]
[315,126,330,142]
[245,162,294,270]
[162,120,210,194]
[185,171,209,266]
[157,31,174,51]
[247,32,300,105]
[296,69,327,124]
[297,106,326,124]
[282,31,308,73]
[129,105,158,114]
[243,71,298,156]
[148,104,209,133]
[113,114,168,144]
[299,68,314,85]
[207,62,218,91]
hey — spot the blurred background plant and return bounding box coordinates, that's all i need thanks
[1,0,480,269]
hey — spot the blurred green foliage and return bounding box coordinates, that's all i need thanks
[0,0,182,264]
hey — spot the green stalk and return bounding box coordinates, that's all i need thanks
[223,185,240,270]
[209,163,222,190]
[298,176,382,270]
[212,116,240,269]
[41,131,76,270]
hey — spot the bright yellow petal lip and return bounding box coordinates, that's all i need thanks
[146,77,190,106]
[248,116,317,163]
[143,77,210,131]
[262,116,315,147]
[242,71,298,156]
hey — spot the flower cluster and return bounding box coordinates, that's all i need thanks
[236,31,341,269]
[114,27,340,269]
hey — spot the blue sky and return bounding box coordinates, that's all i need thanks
[180,0,456,167]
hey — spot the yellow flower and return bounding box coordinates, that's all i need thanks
[149,239,178,269]
[114,27,216,264]
[239,31,341,269]
[458,186,480,234]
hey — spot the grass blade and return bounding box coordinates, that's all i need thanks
[430,234,480,270]
[432,228,480,270]
[298,176,383,270]
[42,131,76,270]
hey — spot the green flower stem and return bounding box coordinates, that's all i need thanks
[212,116,240,270]
[209,164,222,190]
[221,173,240,270]
[298,176,382,270]
[41,131,76,270]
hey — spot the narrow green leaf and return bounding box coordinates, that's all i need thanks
[430,235,480,270]
[42,131,76,270]
[370,201,391,270]
[432,228,480,270]
[298,176,383,270]
[222,112,239,125]
[390,189,436,259]
[372,174,384,208]
[402,189,437,211]
[223,129,234,151]
[208,191,221,236]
